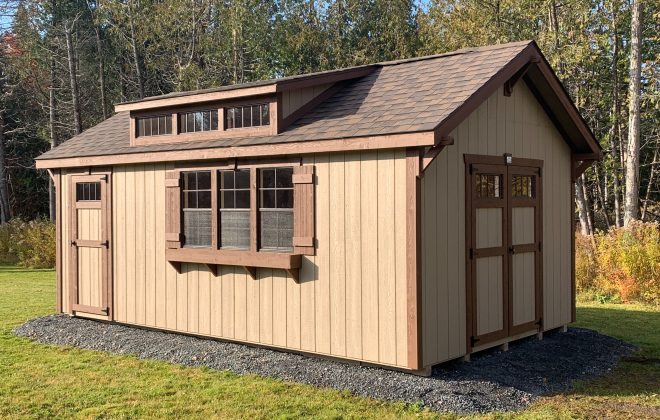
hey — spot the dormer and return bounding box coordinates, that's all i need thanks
[115,65,377,147]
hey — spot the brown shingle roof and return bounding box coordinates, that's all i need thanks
[37,41,536,161]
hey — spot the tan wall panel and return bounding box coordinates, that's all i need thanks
[476,208,502,248]
[98,149,408,368]
[281,83,333,119]
[512,252,535,326]
[512,207,535,245]
[421,82,573,366]
[475,256,503,336]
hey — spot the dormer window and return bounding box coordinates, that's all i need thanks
[225,104,270,129]
[136,115,172,137]
[178,110,219,133]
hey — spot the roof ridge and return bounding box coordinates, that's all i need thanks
[377,40,534,67]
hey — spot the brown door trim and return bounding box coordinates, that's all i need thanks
[464,154,543,352]
[68,171,113,319]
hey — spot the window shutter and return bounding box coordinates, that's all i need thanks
[165,171,182,248]
[292,165,315,255]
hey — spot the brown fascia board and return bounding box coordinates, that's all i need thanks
[114,65,378,113]
[34,131,436,169]
[432,41,601,158]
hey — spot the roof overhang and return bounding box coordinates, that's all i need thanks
[34,131,436,169]
[431,41,601,159]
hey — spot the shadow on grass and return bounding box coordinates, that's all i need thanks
[0,264,54,273]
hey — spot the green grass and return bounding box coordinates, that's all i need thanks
[0,265,658,419]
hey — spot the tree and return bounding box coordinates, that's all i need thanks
[624,0,643,226]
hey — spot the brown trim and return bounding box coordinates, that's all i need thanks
[36,132,436,169]
[292,165,315,255]
[570,156,577,323]
[166,247,301,270]
[421,136,454,172]
[236,156,301,169]
[68,171,112,318]
[464,154,543,168]
[279,82,345,132]
[249,168,258,252]
[503,61,534,96]
[55,170,62,312]
[115,84,278,112]
[405,148,422,370]
[72,303,108,316]
[211,170,218,250]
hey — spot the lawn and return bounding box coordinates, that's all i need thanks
[0,266,658,419]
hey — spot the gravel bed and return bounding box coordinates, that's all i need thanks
[14,315,635,414]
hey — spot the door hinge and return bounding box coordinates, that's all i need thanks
[100,174,108,182]
[536,317,543,327]
[101,240,109,248]
[470,336,480,347]
[469,248,474,259]
[70,240,77,247]
[538,241,542,252]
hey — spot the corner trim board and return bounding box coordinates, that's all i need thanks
[406,148,423,370]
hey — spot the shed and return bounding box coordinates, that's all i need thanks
[36,40,601,374]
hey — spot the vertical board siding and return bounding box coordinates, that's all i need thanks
[281,83,333,119]
[421,83,572,366]
[99,150,408,368]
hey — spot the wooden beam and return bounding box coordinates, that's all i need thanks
[503,61,534,96]
[422,135,454,172]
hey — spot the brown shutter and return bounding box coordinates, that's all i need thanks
[165,171,182,248]
[292,165,315,255]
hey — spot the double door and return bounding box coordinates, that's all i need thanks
[466,155,542,348]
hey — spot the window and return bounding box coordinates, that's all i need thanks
[259,167,293,251]
[512,175,535,198]
[475,174,502,198]
[225,104,270,129]
[219,169,251,249]
[76,182,101,201]
[182,171,212,247]
[179,110,219,133]
[136,115,172,137]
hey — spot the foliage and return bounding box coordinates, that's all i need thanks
[576,221,660,304]
[0,218,55,268]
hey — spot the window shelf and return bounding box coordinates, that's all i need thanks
[166,247,301,281]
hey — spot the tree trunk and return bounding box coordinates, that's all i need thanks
[65,22,82,135]
[94,26,107,119]
[129,1,145,99]
[0,113,12,223]
[609,3,623,227]
[49,53,58,221]
[641,142,658,221]
[595,163,611,229]
[575,175,591,235]
[624,0,642,226]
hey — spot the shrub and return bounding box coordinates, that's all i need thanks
[0,218,55,268]
[576,221,660,305]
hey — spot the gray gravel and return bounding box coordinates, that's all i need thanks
[14,315,635,414]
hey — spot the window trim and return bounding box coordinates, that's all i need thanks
[165,158,309,281]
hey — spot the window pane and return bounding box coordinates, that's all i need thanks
[261,169,275,188]
[220,211,250,249]
[166,115,172,134]
[225,109,233,129]
[235,107,243,128]
[252,105,260,126]
[183,210,212,247]
[197,171,211,190]
[261,104,270,125]
[194,112,204,132]
[220,170,234,189]
[183,172,197,190]
[235,169,250,189]
[260,211,293,251]
[184,191,197,209]
[186,113,194,133]
[276,167,293,188]
[198,191,211,209]
[144,118,152,136]
[158,116,166,135]
[137,119,144,137]
[277,189,293,209]
[202,111,210,131]
[261,190,275,208]
[236,190,250,208]
[211,110,218,130]
[222,191,234,209]
[242,106,251,127]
